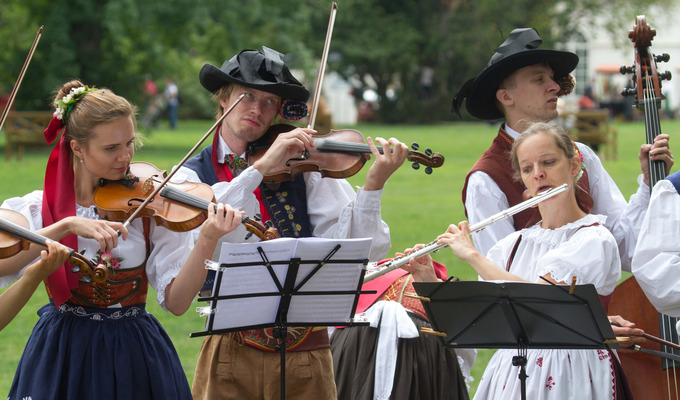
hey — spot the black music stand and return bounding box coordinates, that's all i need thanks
[412,280,619,400]
[191,237,373,400]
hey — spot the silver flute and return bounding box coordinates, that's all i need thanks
[363,183,568,283]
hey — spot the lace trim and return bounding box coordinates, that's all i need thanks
[58,303,144,320]
[522,214,605,245]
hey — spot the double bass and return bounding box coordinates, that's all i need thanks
[609,15,677,399]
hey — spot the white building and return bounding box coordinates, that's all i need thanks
[562,6,680,116]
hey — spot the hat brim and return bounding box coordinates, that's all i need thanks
[465,50,579,120]
[199,64,310,102]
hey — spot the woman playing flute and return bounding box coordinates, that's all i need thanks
[404,122,631,400]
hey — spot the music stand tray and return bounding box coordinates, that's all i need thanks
[413,280,619,400]
[191,237,373,400]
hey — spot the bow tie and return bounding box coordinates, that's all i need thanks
[225,153,248,175]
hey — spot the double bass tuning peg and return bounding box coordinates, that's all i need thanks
[620,65,635,75]
[655,53,670,63]
[621,87,637,97]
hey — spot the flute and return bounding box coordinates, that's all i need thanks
[363,183,568,283]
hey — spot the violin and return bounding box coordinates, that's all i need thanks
[610,15,677,400]
[247,124,445,184]
[0,208,108,283]
[94,162,214,232]
[93,161,279,240]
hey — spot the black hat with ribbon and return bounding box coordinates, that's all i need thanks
[199,46,310,102]
[452,28,579,120]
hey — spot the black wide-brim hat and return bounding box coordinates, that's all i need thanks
[200,46,310,102]
[452,28,579,120]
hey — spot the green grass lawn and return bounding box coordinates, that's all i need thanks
[1,117,678,396]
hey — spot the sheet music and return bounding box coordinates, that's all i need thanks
[206,237,372,331]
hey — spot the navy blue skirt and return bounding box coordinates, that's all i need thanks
[8,302,192,400]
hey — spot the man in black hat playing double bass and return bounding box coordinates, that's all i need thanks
[453,28,672,272]
[173,46,408,399]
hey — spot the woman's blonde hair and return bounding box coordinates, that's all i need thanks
[54,79,142,148]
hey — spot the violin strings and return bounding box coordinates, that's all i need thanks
[161,186,210,211]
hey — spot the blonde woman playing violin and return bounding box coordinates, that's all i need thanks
[0,80,242,400]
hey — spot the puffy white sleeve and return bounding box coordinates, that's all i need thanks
[465,171,516,257]
[579,142,649,272]
[632,179,680,317]
[304,172,391,262]
[0,190,44,288]
[138,220,196,311]
[536,224,621,295]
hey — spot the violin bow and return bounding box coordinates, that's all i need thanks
[0,26,44,133]
[119,94,244,229]
[307,2,338,131]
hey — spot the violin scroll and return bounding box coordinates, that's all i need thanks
[408,142,444,174]
[242,214,280,241]
[68,251,109,283]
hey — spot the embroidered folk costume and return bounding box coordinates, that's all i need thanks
[1,84,211,399]
[173,46,398,399]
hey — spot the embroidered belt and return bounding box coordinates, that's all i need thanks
[241,327,329,352]
[377,274,428,320]
[57,303,145,320]
[68,266,149,308]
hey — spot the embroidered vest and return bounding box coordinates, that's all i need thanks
[462,127,592,230]
[376,274,428,320]
[61,219,152,308]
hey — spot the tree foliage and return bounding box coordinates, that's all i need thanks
[0,0,673,122]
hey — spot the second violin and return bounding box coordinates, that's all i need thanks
[247,124,445,184]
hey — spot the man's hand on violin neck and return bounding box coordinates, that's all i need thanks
[363,137,408,191]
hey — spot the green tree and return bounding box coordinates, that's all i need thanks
[324,0,674,123]
[0,0,674,123]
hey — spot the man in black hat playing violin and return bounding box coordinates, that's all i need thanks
[173,46,408,400]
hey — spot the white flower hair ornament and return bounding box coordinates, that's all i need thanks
[53,85,99,121]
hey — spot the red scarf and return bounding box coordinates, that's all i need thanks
[41,117,79,307]
[209,128,271,223]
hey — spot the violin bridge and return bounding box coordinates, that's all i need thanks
[142,177,155,195]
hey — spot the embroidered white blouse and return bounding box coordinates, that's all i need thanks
[474,214,621,400]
